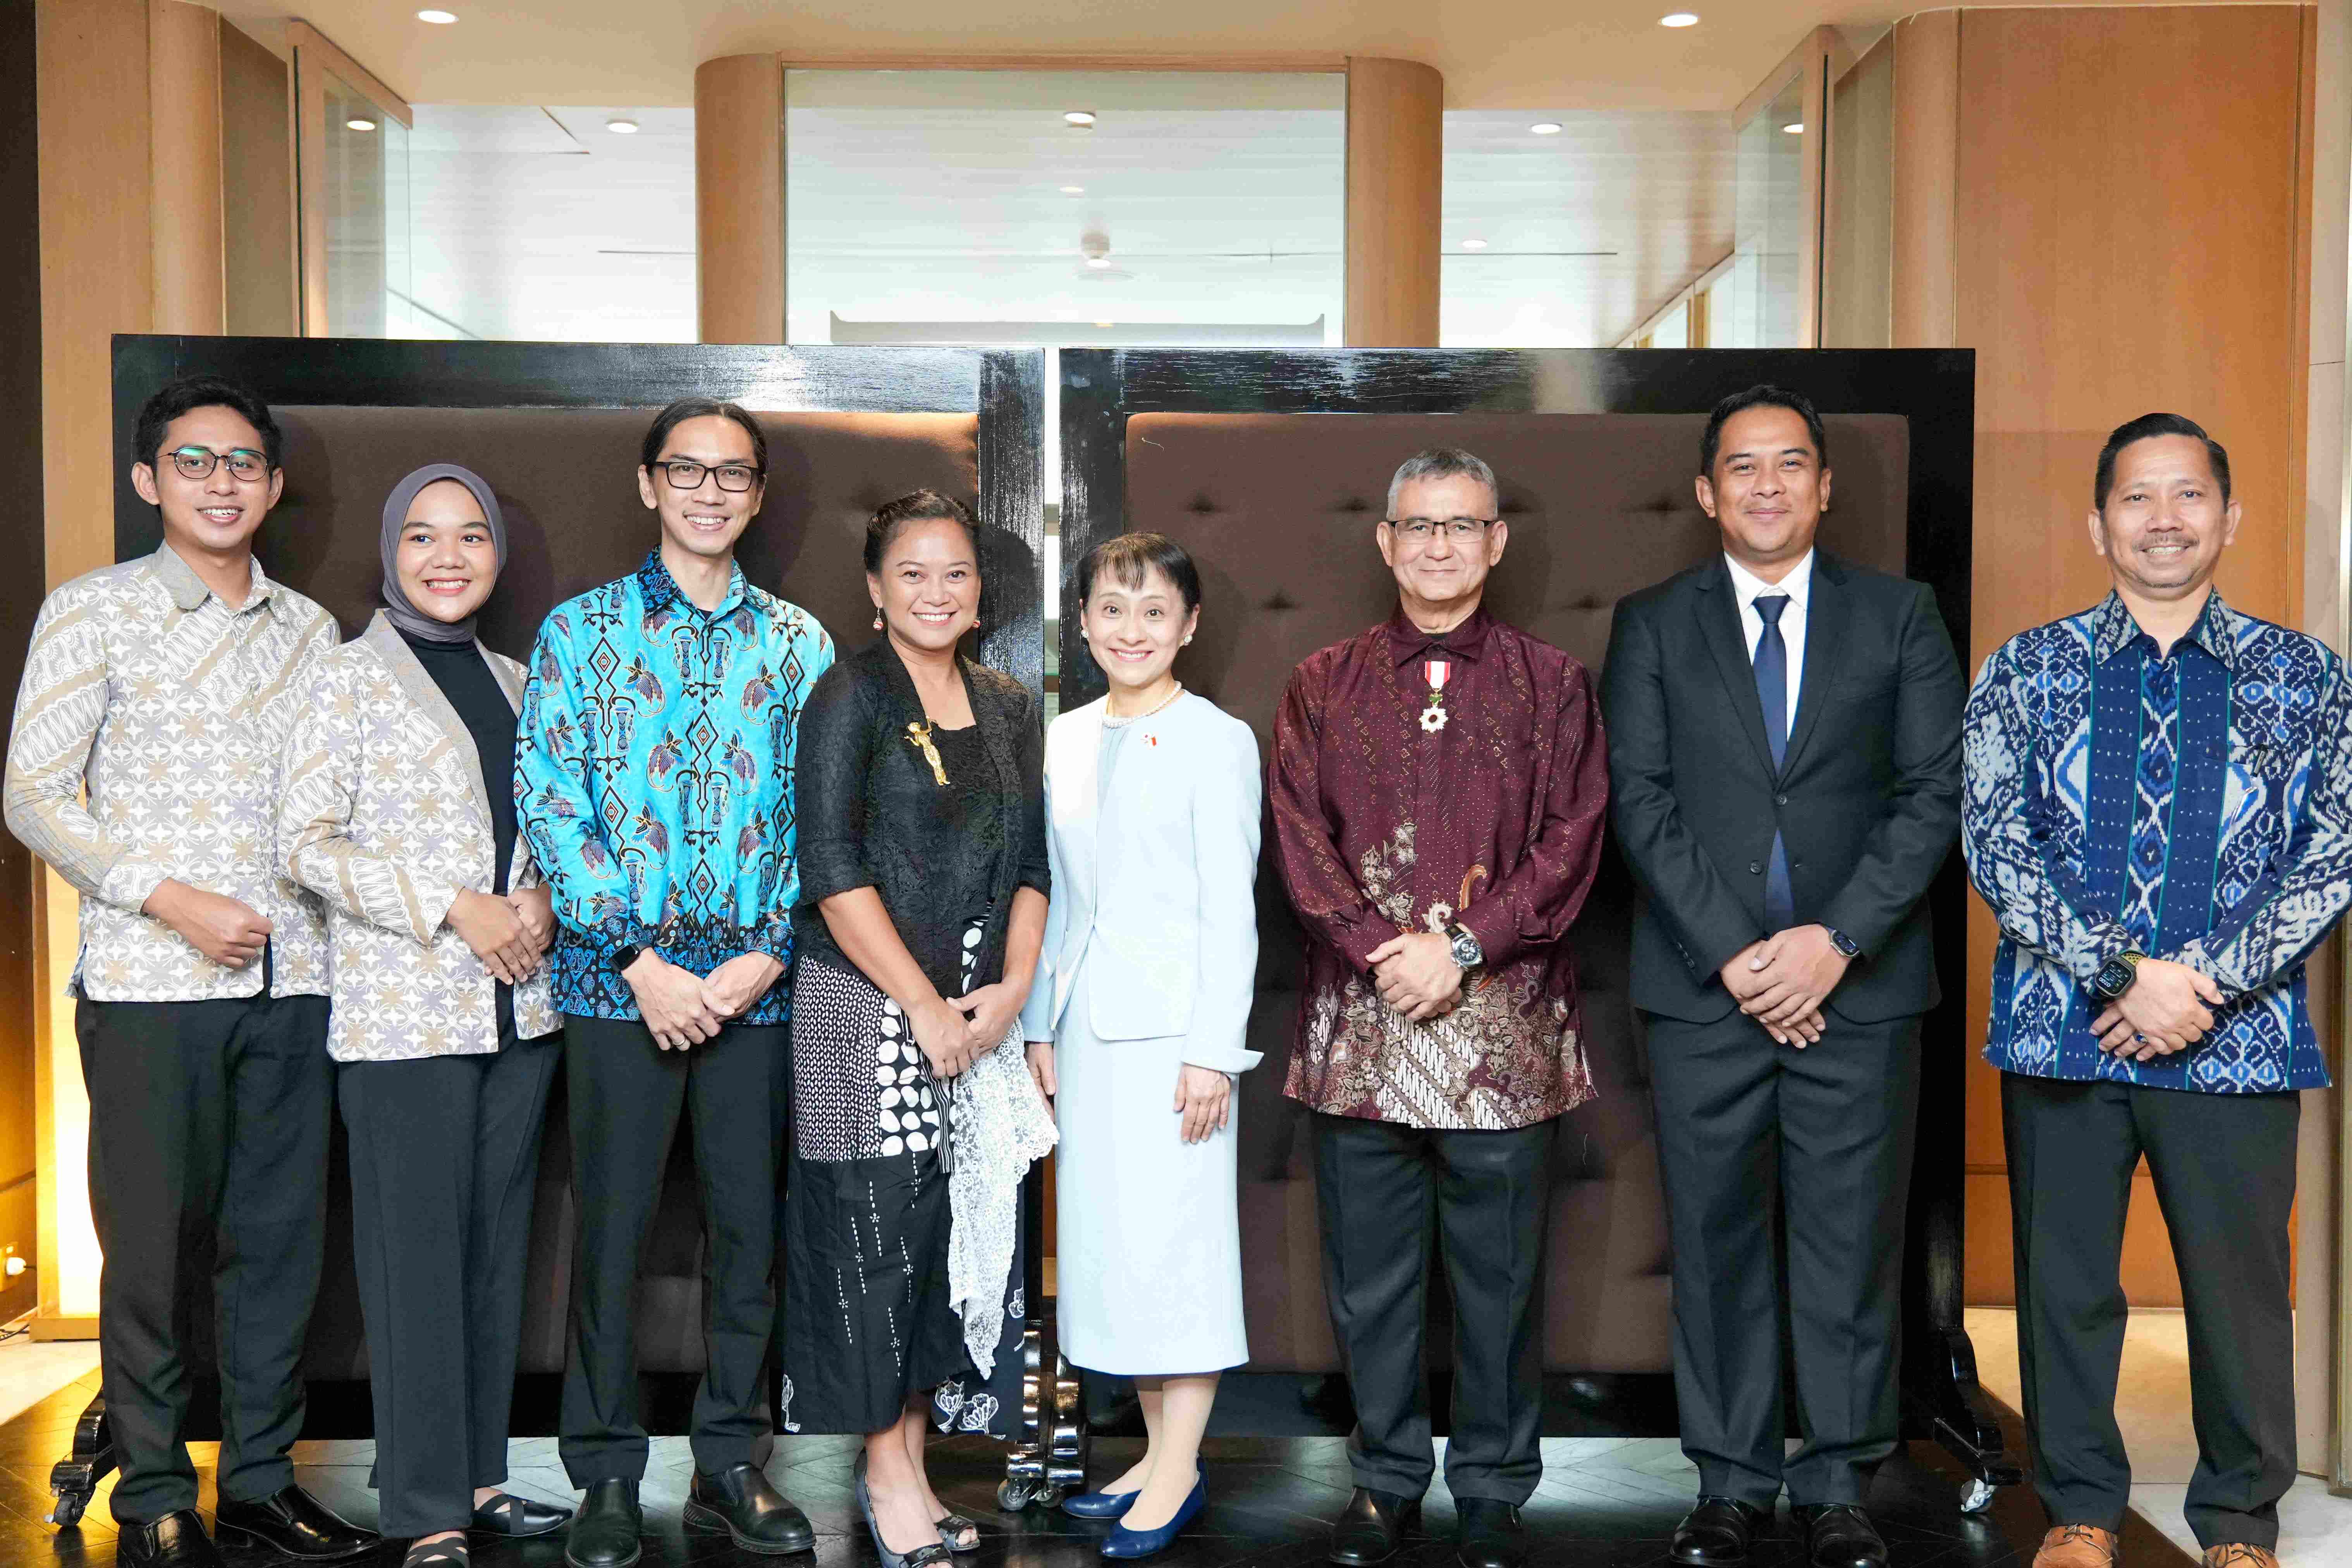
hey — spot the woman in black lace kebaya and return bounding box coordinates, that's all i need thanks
[782,491,1051,1568]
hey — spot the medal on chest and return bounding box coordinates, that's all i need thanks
[1420,658,1451,733]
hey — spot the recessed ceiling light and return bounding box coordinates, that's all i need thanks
[1094,321,1114,328]
[1660,12,1700,26]
[1529,122,1563,135]
[1781,121,1804,134]
[1064,110,1097,127]
[1085,256,1112,269]
[607,118,640,134]
[1460,239,1488,250]
[1059,185,1085,194]
[346,118,377,132]
[416,8,457,22]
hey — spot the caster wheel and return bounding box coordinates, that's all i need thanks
[1959,1477,1995,1515]
[997,1480,1035,1512]
[48,1491,87,1528]
[1035,1487,1067,1511]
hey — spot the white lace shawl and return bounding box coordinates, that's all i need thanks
[946,1024,1058,1375]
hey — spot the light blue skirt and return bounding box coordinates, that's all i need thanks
[1052,957,1249,1375]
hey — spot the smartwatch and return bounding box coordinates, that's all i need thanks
[1825,927,1862,960]
[2091,949,2144,1002]
[1446,923,1485,971]
[612,944,645,975]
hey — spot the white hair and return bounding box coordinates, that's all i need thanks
[1386,447,1499,517]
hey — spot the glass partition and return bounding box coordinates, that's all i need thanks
[784,69,1344,347]
[1713,74,1809,348]
[292,25,413,337]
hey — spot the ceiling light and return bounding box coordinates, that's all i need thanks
[1460,239,1487,251]
[1064,110,1097,127]
[1094,321,1114,328]
[607,118,640,134]
[1059,185,1085,194]
[1660,12,1700,26]
[416,8,457,22]
[1781,122,1804,134]
[1085,256,1112,269]
[346,118,377,132]
[1529,122,1563,135]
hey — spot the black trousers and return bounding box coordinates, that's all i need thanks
[2002,1073,2299,1552]
[339,1031,560,1536]
[1311,1112,1553,1504]
[75,981,333,1525]
[559,1014,786,1484]
[1644,1010,1921,1508]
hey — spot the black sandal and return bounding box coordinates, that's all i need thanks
[403,1536,469,1568]
[935,1511,982,1553]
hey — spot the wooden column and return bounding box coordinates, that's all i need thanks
[696,53,785,344]
[1888,10,1959,351]
[148,0,223,335]
[1343,57,1441,348]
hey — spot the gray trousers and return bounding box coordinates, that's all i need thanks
[2002,1072,2299,1552]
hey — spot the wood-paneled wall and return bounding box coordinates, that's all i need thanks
[1890,4,2317,1307]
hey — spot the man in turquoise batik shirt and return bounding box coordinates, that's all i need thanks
[1962,413,2352,1568]
[518,397,832,1568]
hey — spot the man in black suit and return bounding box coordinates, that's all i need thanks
[1601,386,1964,1568]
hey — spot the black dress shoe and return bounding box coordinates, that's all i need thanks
[1329,1487,1422,1567]
[684,1462,817,1555]
[1455,1499,1526,1568]
[213,1485,378,1561]
[471,1490,573,1538]
[565,1479,643,1568]
[1793,1504,1888,1568]
[1671,1497,1771,1566]
[120,1510,225,1568]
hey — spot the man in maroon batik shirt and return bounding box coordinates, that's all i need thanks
[1269,447,1609,1568]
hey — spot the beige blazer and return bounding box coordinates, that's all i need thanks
[279,612,557,1061]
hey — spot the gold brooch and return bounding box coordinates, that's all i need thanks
[906,720,948,786]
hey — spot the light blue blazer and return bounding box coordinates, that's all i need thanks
[1019,691,1263,1073]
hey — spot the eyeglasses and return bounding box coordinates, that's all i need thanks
[163,447,270,482]
[1384,516,1496,542]
[652,459,762,493]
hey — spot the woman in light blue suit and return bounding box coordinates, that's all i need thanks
[1022,533,1261,1560]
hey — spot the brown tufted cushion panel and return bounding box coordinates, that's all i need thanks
[242,406,979,1381]
[1119,411,1910,1375]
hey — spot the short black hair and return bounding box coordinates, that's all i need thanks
[1078,531,1202,614]
[640,397,767,477]
[864,489,976,576]
[2093,412,2232,510]
[1698,384,1829,477]
[134,375,282,471]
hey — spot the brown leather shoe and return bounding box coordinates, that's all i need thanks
[2034,1525,2120,1568]
[2201,1547,2280,1568]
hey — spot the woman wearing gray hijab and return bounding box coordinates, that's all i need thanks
[277,464,571,1568]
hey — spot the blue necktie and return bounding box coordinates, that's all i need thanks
[1753,593,1796,930]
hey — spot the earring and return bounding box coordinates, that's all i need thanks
[1183,635,1193,645]
[872,612,883,631]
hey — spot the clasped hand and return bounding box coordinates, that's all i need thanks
[1721,924,1851,1047]
[1366,931,1463,1021]
[624,949,784,1051]
[2091,957,2224,1061]
[447,886,555,986]
[910,980,1024,1080]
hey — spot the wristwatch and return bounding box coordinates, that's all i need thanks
[612,944,645,975]
[1826,927,1861,960]
[2091,949,2144,1002]
[1446,923,1485,971]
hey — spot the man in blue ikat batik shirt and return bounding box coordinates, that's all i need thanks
[1961,413,2352,1568]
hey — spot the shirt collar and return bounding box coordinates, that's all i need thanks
[152,542,273,613]
[1723,548,1814,614]
[1384,605,1494,666]
[636,547,748,619]
[2091,587,2236,672]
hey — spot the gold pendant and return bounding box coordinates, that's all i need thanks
[906,720,949,786]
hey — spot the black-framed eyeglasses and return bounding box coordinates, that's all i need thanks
[652,459,763,493]
[1384,516,1496,542]
[163,446,271,483]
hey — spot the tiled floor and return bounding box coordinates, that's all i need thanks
[1967,1307,2352,1562]
[0,1369,2195,1567]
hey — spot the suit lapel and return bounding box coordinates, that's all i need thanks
[1779,556,1848,777]
[364,612,494,830]
[1695,563,1777,778]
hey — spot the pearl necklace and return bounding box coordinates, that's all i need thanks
[1104,683,1184,727]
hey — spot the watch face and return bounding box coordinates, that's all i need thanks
[2095,959,2130,997]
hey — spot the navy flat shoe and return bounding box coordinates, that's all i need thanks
[1100,1477,1205,1560]
[1063,1488,1139,1520]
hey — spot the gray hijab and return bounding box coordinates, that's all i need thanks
[381,463,506,644]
